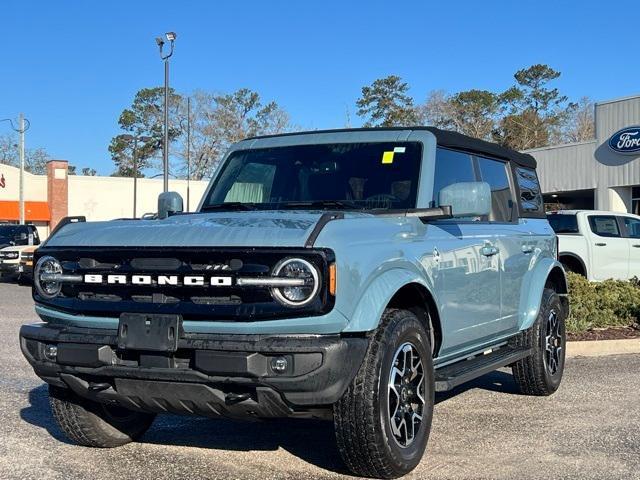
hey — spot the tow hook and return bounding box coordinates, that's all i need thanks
[225,392,251,405]
[87,382,111,392]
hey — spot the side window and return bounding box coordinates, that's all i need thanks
[432,148,475,207]
[223,162,277,203]
[477,156,513,222]
[515,167,543,213]
[30,226,40,245]
[588,216,621,237]
[623,217,640,238]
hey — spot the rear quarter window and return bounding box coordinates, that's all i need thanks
[547,214,579,234]
[515,167,543,214]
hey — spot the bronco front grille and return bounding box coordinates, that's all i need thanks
[34,247,335,321]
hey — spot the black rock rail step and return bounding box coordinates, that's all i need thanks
[435,345,532,392]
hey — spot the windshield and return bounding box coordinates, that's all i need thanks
[547,214,579,234]
[0,226,21,242]
[202,142,423,211]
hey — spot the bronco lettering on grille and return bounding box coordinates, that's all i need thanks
[83,274,233,287]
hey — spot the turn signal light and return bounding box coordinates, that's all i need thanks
[329,263,337,296]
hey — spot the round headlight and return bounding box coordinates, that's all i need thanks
[271,258,320,307]
[34,256,63,299]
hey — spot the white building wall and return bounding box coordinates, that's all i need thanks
[67,176,209,221]
[0,164,48,202]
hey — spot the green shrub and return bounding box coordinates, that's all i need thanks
[566,272,640,333]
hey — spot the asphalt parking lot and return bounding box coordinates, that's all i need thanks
[0,281,638,480]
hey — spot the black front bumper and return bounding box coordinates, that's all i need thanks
[20,323,368,419]
[0,263,20,275]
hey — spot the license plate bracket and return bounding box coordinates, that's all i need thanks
[118,313,182,352]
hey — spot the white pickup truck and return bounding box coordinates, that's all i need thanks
[547,210,640,281]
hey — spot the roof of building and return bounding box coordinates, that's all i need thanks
[245,126,537,169]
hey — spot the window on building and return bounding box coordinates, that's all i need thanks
[632,187,640,216]
[477,156,513,222]
[515,167,543,213]
[588,215,621,237]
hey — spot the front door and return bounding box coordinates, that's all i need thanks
[431,223,502,357]
[621,215,640,278]
[587,215,629,281]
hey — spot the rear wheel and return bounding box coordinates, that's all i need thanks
[49,386,156,447]
[333,308,434,478]
[512,288,566,396]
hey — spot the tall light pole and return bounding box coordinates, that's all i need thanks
[1,115,30,224]
[156,31,176,193]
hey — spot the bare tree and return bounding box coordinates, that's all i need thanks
[564,97,595,143]
[176,89,291,180]
[0,133,50,174]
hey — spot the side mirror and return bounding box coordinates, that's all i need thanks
[157,192,184,219]
[439,181,491,218]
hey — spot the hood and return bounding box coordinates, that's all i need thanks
[0,245,30,253]
[43,211,363,248]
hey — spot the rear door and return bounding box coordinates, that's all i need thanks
[587,215,629,280]
[620,216,640,278]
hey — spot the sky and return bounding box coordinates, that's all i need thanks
[2,0,639,175]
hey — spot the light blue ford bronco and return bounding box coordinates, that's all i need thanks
[20,127,568,478]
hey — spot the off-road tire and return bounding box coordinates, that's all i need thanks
[49,385,156,447]
[333,308,435,478]
[512,288,566,396]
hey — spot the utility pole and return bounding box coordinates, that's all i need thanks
[133,135,138,218]
[1,115,30,225]
[186,96,191,212]
[18,113,25,224]
[121,133,151,218]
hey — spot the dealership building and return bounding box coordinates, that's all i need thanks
[527,94,640,214]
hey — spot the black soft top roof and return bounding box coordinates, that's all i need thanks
[246,126,537,169]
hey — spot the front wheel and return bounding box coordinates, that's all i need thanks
[333,308,434,478]
[512,288,566,396]
[49,386,156,447]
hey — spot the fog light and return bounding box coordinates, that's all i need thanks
[44,344,58,361]
[270,356,288,374]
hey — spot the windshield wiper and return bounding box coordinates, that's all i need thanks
[201,202,258,212]
[277,200,364,210]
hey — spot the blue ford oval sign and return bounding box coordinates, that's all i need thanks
[609,126,640,155]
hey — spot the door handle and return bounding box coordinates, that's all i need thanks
[595,242,607,246]
[481,245,500,257]
[522,244,534,254]
[633,245,640,248]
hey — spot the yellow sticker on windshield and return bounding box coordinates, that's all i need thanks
[381,146,406,164]
[382,151,395,164]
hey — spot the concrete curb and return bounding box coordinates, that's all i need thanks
[567,338,640,357]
